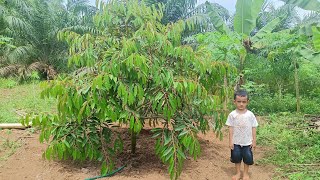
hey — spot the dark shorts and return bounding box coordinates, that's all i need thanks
[230,144,254,165]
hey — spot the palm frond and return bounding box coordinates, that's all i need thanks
[300,12,320,26]
[8,0,32,18]
[162,0,197,23]
[0,4,5,16]
[208,2,230,22]
[257,4,300,32]
[5,16,34,34]
[60,25,101,35]
[7,45,34,64]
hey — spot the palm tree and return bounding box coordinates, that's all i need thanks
[0,0,96,79]
[256,2,300,32]
[145,0,231,35]
[146,0,197,24]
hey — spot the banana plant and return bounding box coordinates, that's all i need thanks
[234,0,264,36]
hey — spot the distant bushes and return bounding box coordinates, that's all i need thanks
[249,94,320,115]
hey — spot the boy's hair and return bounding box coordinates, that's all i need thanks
[234,89,249,100]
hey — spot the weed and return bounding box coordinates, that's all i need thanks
[257,114,320,179]
[0,130,22,162]
[0,78,18,88]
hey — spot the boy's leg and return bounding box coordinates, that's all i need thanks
[232,163,241,180]
[243,164,249,180]
[231,145,242,180]
[242,146,254,180]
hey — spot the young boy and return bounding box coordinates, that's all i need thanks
[226,90,258,180]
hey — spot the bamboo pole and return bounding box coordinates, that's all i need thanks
[0,123,31,129]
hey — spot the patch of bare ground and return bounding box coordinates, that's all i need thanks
[0,121,274,180]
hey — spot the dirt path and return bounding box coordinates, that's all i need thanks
[0,127,274,180]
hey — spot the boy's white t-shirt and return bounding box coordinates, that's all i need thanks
[225,110,258,146]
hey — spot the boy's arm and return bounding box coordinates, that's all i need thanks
[251,127,257,150]
[229,126,234,150]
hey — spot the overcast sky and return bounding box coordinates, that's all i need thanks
[88,0,309,16]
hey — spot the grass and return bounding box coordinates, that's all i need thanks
[257,114,320,180]
[0,79,56,123]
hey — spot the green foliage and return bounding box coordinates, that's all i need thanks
[196,31,245,70]
[249,94,308,115]
[22,1,232,179]
[257,115,320,179]
[245,54,320,115]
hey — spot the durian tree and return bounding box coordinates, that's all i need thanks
[22,0,235,179]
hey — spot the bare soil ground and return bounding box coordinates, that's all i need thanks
[0,127,274,180]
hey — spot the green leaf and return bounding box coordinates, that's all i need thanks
[252,17,281,43]
[128,92,135,105]
[168,156,175,177]
[178,130,188,138]
[77,101,88,123]
[177,148,186,159]
[130,116,134,129]
[312,26,320,51]
[234,0,264,35]
[174,125,186,131]
[134,119,142,133]
[152,131,162,138]
[101,161,107,175]
[45,147,52,160]
[162,146,173,158]
[169,94,177,112]
[154,92,164,102]
[63,140,70,148]
[164,132,171,146]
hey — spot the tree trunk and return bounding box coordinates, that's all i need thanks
[131,129,137,154]
[223,74,228,112]
[294,59,301,113]
[277,82,282,98]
